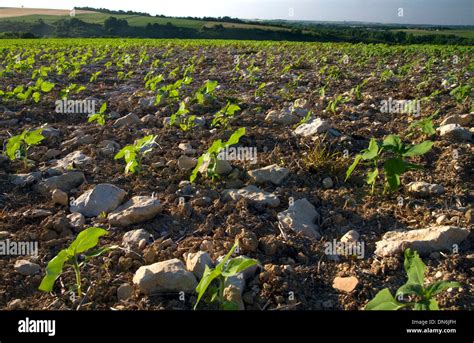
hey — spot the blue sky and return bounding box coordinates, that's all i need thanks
[5,0,474,25]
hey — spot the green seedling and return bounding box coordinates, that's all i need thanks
[89,71,102,83]
[155,76,191,105]
[211,102,241,128]
[169,101,189,127]
[59,83,86,99]
[407,110,438,138]
[195,80,218,105]
[118,70,134,80]
[144,73,164,91]
[178,115,197,132]
[254,82,267,98]
[366,249,461,310]
[87,102,107,125]
[194,240,258,310]
[114,135,157,175]
[345,135,433,194]
[379,69,395,82]
[38,227,117,297]
[326,94,349,114]
[168,102,197,131]
[1,78,55,103]
[294,110,312,128]
[5,128,45,167]
[349,79,368,101]
[450,84,471,104]
[190,127,245,183]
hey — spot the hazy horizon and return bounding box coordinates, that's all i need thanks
[4,0,474,25]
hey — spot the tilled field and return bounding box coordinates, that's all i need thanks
[0,39,472,311]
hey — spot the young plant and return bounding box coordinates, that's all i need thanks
[194,240,258,310]
[366,249,461,310]
[114,135,157,175]
[195,80,218,105]
[87,102,107,125]
[89,71,101,83]
[190,127,245,183]
[254,82,267,98]
[345,135,433,194]
[349,79,368,101]
[406,110,438,139]
[155,77,191,105]
[379,69,395,82]
[38,227,116,297]
[450,84,471,105]
[211,102,241,128]
[326,94,349,114]
[5,128,45,167]
[178,115,197,132]
[169,101,189,127]
[144,73,164,91]
[59,83,86,99]
[294,110,312,128]
[8,78,55,103]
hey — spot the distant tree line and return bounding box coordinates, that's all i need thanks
[74,7,151,17]
[0,16,472,45]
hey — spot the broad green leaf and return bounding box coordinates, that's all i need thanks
[225,127,246,147]
[136,135,157,151]
[222,257,258,277]
[365,288,406,310]
[88,113,105,125]
[24,129,44,146]
[428,298,439,310]
[207,140,224,155]
[425,281,461,297]
[38,249,69,292]
[205,80,218,93]
[383,157,407,190]
[13,85,24,93]
[195,92,204,104]
[345,154,362,181]
[225,103,240,115]
[366,167,379,185]
[67,227,108,256]
[32,91,40,103]
[114,146,134,160]
[402,141,433,157]
[99,102,107,114]
[382,135,403,153]
[40,81,55,92]
[361,138,379,160]
[6,135,22,160]
[396,283,425,297]
[404,248,425,286]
